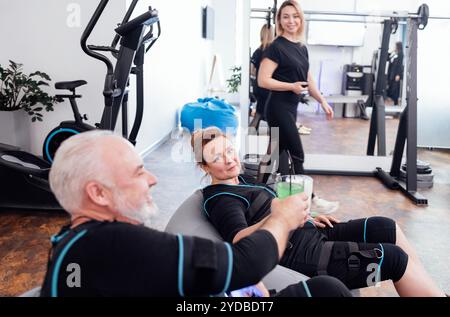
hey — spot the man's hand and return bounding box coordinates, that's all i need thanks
[261,193,309,259]
[271,193,309,231]
[311,215,340,228]
[254,281,270,297]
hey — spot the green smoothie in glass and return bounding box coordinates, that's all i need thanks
[275,175,305,199]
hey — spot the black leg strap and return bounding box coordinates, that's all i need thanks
[317,241,334,275]
[346,242,360,271]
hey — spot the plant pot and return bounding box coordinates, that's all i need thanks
[0,110,32,151]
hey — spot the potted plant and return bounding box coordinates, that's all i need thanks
[0,60,59,122]
[226,66,241,93]
[225,66,241,105]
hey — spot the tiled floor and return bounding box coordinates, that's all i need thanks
[0,112,449,296]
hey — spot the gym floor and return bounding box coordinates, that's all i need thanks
[0,112,449,296]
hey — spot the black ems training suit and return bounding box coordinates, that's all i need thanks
[41,220,279,297]
[40,220,351,297]
[203,175,409,290]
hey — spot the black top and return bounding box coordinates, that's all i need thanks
[203,175,325,266]
[251,47,264,70]
[40,220,279,297]
[203,175,276,242]
[388,52,404,81]
[251,47,270,99]
[263,36,310,104]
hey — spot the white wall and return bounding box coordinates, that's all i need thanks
[211,0,237,84]
[417,1,450,148]
[0,0,126,154]
[126,0,214,153]
[0,0,219,155]
[238,0,251,149]
[355,0,418,12]
[298,1,354,112]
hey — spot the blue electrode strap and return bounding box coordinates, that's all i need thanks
[176,234,185,297]
[51,229,88,297]
[203,181,276,217]
[224,183,277,197]
[302,280,312,297]
[238,175,248,184]
[177,235,233,297]
[203,192,250,217]
[217,242,233,295]
[363,218,369,243]
[376,243,385,284]
[50,231,70,245]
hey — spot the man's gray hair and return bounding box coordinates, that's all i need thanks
[49,130,127,213]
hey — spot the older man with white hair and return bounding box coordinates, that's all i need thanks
[40,130,351,297]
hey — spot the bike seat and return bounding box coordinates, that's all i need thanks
[55,80,87,91]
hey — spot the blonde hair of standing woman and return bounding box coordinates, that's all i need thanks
[276,0,306,42]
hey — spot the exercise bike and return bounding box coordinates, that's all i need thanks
[0,0,160,211]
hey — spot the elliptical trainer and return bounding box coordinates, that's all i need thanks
[43,0,160,162]
[0,0,160,211]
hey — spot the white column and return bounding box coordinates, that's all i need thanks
[239,0,251,143]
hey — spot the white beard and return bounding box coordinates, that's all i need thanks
[113,190,159,228]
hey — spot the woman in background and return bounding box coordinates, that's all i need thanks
[250,24,274,128]
[387,41,404,106]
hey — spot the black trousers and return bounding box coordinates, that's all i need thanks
[266,99,305,175]
[255,89,269,120]
[387,80,401,105]
[280,217,409,290]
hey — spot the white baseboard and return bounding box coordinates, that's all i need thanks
[139,132,171,158]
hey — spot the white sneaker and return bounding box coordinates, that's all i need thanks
[296,123,312,131]
[298,126,311,135]
[311,196,339,215]
[302,125,312,131]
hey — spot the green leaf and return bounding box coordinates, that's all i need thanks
[36,81,49,87]
[1,61,58,122]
